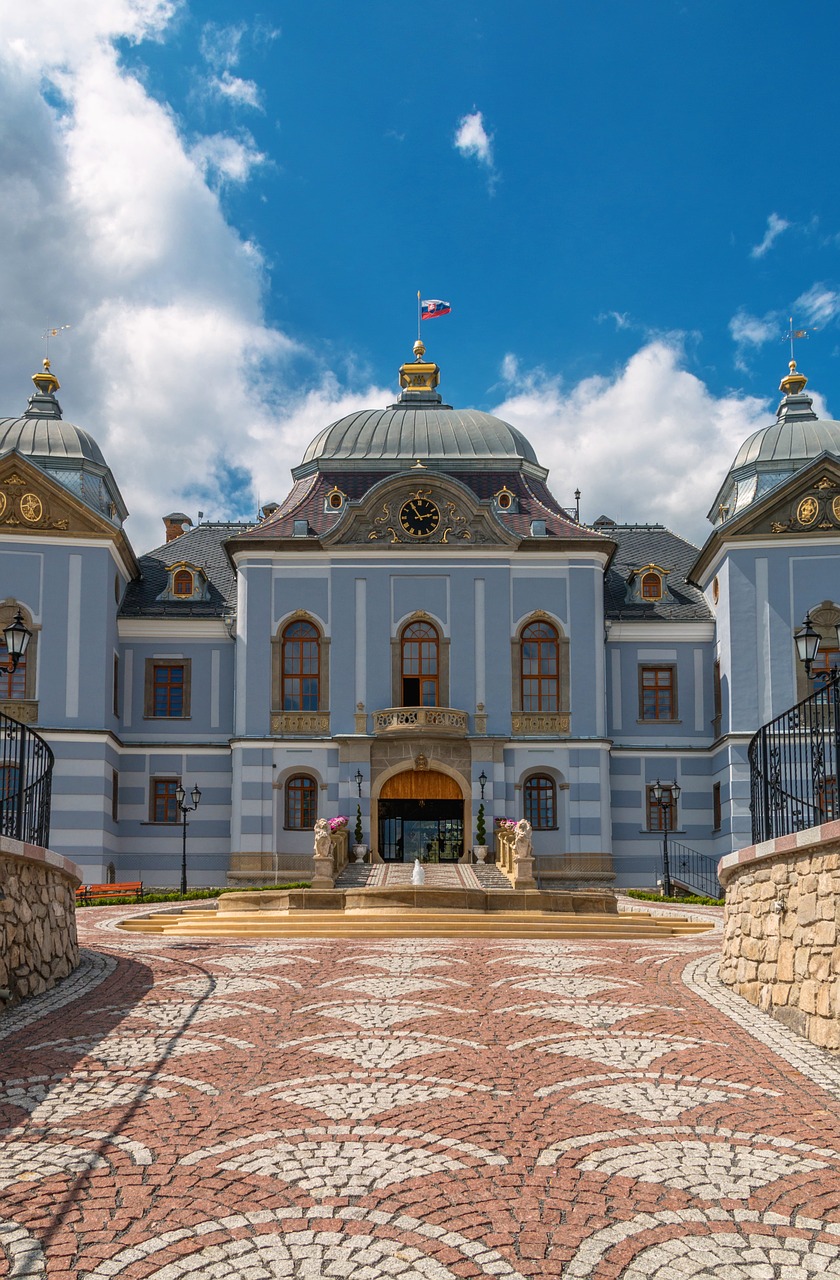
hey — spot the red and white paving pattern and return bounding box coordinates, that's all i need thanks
[1,904,840,1278]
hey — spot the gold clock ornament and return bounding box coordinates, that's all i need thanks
[399,496,440,537]
[20,493,43,523]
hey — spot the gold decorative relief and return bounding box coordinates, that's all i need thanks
[20,493,44,523]
[3,474,26,487]
[816,476,836,490]
[797,496,819,527]
[832,496,840,523]
[0,493,6,519]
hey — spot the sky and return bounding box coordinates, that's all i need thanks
[2,0,840,551]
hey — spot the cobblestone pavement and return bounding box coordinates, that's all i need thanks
[2,905,840,1278]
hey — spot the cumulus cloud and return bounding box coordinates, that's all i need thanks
[750,212,790,259]
[795,282,840,327]
[0,0,384,551]
[492,341,770,545]
[209,72,263,110]
[199,23,263,110]
[453,110,497,189]
[728,308,781,372]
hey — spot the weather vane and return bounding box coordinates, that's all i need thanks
[784,316,809,361]
[41,324,71,360]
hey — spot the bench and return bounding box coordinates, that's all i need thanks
[76,881,144,905]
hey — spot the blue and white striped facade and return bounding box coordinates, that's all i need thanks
[2,352,839,889]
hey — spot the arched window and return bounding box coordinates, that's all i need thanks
[641,571,662,600]
[286,774,317,829]
[401,620,439,706]
[524,774,556,829]
[173,569,193,597]
[282,620,320,711]
[0,643,26,700]
[520,621,559,712]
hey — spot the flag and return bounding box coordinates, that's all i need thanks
[421,299,451,320]
[794,330,808,339]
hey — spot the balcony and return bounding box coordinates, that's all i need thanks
[511,712,570,737]
[372,706,469,737]
[271,711,331,736]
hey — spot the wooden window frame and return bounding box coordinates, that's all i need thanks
[0,600,38,706]
[271,616,330,713]
[524,774,557,830]
[144,659,191,719]
[640,571,662,600]
[173,569,194,597]
[510,614,570,715]
[647,784,677,832]
[400,620,440,708]
[281,620,321,712]
[520,621,561,713]
[638,665,677,722]
[150,777,180,824]
[285,774,318,829]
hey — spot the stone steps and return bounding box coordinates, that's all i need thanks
[119,908,712,939]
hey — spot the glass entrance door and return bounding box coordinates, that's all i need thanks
[378,800,464,863]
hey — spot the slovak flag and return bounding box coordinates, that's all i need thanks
[421,299,451,320]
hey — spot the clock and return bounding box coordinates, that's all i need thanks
[399,497,440,537]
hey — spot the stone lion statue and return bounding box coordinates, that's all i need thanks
[513,818,533,859]
[313,818,332,860]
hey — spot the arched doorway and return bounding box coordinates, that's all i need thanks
[378,768,464,862]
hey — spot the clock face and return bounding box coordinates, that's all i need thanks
[399,497,440,537]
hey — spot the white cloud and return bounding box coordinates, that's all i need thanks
[453,110,497,188]
[492,341,770,545]
[728,308,780,372]
[209,72,263,110]
[795,282,840,327]
[190,132,266,184]
[750,212,790,259]
[0,0,381,552]
[200,22,245,72]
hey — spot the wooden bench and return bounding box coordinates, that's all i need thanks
[76,881,144,905]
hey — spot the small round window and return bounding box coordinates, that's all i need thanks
[496,490,513,510]
[328,490,344,510]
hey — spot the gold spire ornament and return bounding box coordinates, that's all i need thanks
[780,359,808,396]
[32,358,60,396]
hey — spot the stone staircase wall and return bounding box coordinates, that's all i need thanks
[0,835,81,1014]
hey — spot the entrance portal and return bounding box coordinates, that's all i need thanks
[377,769,465,863]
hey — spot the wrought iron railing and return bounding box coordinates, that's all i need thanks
[748,672,839,843]
[0,709,54,847]
[669,838,722,899]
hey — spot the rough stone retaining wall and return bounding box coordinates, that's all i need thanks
[0,835,81,1013]
[719,819,840,1052]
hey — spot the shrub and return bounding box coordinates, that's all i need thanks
[625,888,724,906]
[476,803,486,845]
[355,803,363,845]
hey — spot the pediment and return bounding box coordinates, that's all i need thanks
[735,459,840,538]
[321,473,520,548]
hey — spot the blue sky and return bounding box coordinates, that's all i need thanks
[2,1,839,549]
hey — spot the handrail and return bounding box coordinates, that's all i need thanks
[0,710,54,847]
[748,672,839,843]
[668,838,722,899]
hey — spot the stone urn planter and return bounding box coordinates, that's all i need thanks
[473,845,488,863]
[352,845,368,863]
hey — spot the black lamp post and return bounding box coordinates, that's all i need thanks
[3,609,32,674]
[175,782,202,896]
[651,778,680,897]
[478,770,487,800]
[354,769,364,796]
[795,612,840,680]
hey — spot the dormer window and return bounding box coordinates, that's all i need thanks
[641,571,662,601]
[628,563,670,605]
[325,486,346,513]
[156,561,210,604]
[493,486,518,513]
[173,570,193,597]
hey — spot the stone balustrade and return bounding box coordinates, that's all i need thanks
[718,819,840,1052]
[494,824,537,890]
[372,707,469,736]
[0,835,81,1012]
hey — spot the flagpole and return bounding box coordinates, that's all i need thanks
[417,291,421,341]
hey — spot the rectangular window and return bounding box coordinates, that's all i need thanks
[712,781,721,831]
[112,769,119,822]
[647,784,677,832]
[144,659,191,718]
[151,778,180,823]
[113,653,120,718]
[639,666,676,720]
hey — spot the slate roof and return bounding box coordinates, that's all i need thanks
[120,521,252,617]
[601,520,713,621]
[236,469,606,543]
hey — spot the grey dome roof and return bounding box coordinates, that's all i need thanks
[299,406,540,470]
[730,413,840,471]
[0,414,108,466]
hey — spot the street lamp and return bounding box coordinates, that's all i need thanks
[354,769,364,796]
[651,778,681,897]
[3,609,32,674]
[795,612,840,680]
[478,770,487,799]
[175,782,202,896]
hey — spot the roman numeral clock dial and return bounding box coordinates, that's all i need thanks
[399,497,440,537]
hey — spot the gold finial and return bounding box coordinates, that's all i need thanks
[780,358,808,396]
[32,357,60,396]
[398,341,440,395]
[413,339,426,361]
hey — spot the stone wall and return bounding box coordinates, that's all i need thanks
[719,819,840,1052]
[0,835,82,1013]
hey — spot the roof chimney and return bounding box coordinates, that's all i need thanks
[163,512,192,543]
